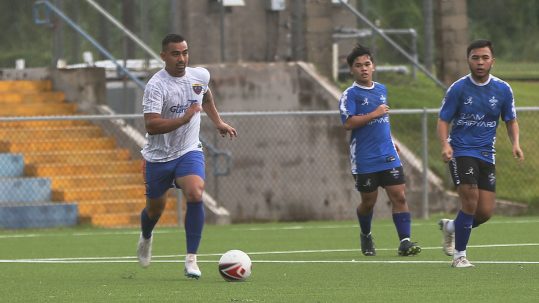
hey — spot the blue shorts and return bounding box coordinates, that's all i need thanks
[143,151,205,199]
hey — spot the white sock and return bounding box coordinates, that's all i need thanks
[453,250,466,260]
[447,220,455,233]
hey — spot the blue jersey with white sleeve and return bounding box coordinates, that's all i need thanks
[339,82,401,174]
[439,74,516,164]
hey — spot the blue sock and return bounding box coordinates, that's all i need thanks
[454,210,474,252]
[392,212,411,241]
[185,201,205,254]
[141,208,160,239]
[356,209,373,235]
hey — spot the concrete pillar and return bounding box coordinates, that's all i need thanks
[435,0,469,85]
[303,0,334,78]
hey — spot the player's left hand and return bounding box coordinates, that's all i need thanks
[217,122,237,139]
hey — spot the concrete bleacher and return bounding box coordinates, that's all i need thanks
[0,153,78,228]
[0,79,178,228]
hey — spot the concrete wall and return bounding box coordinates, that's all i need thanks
[200,61,459,221]
[171,0,358,79]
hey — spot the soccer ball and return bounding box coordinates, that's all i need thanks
[218,250,252,282]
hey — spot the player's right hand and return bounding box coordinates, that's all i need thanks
[441,145,453,162]
[184,103,202,121]
[373,104,389,118]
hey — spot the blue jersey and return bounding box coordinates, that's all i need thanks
[339,82,401,174]
[439,74,516,164]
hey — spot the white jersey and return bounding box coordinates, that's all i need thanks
[141,67,210,162]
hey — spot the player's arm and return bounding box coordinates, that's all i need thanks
[202,89,237,138]
[343,104,389,130]
[505,119,524,161]
[437,118,453,162]
[144,105,201,135]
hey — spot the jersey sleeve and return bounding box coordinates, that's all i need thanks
[339,88,356,124]
[439,82,460,122]
[142,81,163,114]
[501,83,517,122]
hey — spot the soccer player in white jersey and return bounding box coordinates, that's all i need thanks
[437,39,524,268]
[339,44,421,257]
[137,34,237,279]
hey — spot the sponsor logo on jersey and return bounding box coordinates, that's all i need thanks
[192,84,204,95]
[170,100,198,114]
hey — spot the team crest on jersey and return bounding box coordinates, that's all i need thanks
[380,95,386,103]
[192,84,204,95]
[361,98,369,106]
[464,97,473,105]
[489,96,498,108]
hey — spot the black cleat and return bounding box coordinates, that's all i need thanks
[360,233,376,256]
[398,239,421,256]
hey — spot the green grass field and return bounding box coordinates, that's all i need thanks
[1,217,538,302]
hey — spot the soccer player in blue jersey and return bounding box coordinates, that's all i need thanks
[437,39,524,268]
[339,44,421,257]
[137,34,237,278]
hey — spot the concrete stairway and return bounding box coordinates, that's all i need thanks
[0,79,179,228]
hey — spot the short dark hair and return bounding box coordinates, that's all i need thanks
[162,34,186,51]
[467,39,494,57]
[346,44,373,67]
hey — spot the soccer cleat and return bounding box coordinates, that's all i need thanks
[439,219,455,256]
[137,233,153,268]
[184,254,202,279]
[452,256,475,268]
[360,233,376,256]
[398,239,422,256]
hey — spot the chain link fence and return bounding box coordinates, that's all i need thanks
[1,109,538,229]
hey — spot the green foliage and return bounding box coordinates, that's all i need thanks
[468,0,539,61]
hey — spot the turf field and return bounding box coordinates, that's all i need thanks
[1,216,538,302]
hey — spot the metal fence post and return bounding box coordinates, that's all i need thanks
[421,108,429,219]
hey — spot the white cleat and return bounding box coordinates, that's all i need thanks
[439,219,455,256]
[137,233,152,268]
[184,254,202,279]
[452,256,475,268]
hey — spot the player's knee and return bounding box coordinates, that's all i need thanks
[146,203,165,218]
[184,184,204,202]
[473,214,492,227]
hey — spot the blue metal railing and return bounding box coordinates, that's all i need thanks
[33,0,146,89]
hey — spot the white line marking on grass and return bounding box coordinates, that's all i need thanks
[1,242,538,263]
[236,219,539,231]
[2,218,539,239]
[1,259,539,265]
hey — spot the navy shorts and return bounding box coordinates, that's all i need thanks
[448,156,496,192]
[143,151,205,199]
[353,166,405,193]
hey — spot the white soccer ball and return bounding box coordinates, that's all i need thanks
[218,249,252,282]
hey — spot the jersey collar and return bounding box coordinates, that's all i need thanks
[353,81,375,90]
[468,74,492,86]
